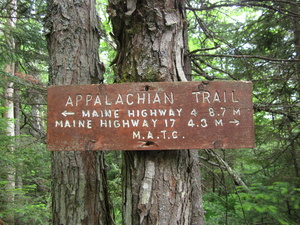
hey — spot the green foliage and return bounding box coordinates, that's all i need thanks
[0,107,11,143]
[189,1,300,224]
[203,182,300,225]
[97,0,116,83]
[0,0,48,78]
[237,182,300,225]
[105,150,122,223]
[0,0,49,223]
[0,137,51,224]
[0,183,50,224]
[203,192,243,225]
[0,0,299,224]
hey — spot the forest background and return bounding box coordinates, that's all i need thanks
[0,0,299,224]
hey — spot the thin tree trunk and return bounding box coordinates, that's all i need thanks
[46,0,113,224]
[3,77,16,225]
[108,0,204,224]
[291,3,300,186]
[3,0,17,223]
[14,75,24,225]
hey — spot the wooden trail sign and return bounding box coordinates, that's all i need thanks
[47,81,254,151]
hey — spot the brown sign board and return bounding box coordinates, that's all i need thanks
[47,81,254,151]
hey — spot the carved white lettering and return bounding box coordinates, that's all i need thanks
[141,109,148,117]
[233,108,241,115]
[203,91,210,103]
[126,93,134,105]
[82,109,119,118]
[114,120,120,128]
[142,120,149,127]
[213,92,221,102]
[131,120,139,127]
[158,109,166,116]
[215,119,223,126]
[55,120,63,127]
[176,108,183,116]
[75,95,82,106]
[82,110,90,117]
[152,93,161,104]
[161,130,167,139]
[92,110,99,117]
[105,94,112,105]
[192,91,240,103]
[133,131,141,139]
[65,95,73,106]
[128,110,135,117]
[100,120,111,127]
[127,109,182,117]
[65,92,174,107]
[192,92,200,103]
[172,131,178,139]
[94,95,101,105]
[137,93,146,104]
[115,94,124,105]
[151,119,158,127]
[200,118,208,127]
[169,109,175,116]
[149,109,157,116]
[122,120,130,128]
[55,120,92,128]
[232,91,239,102]
[164,92,174,104]
[147,131,153,139]
[86,95,92,106]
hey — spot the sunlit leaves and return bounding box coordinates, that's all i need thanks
[189,1,300,224]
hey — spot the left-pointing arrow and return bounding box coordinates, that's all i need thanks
[62,110,75,117]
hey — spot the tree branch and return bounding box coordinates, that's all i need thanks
[186,1,299,18]
[191,53,300,62]
[204,149,250,191]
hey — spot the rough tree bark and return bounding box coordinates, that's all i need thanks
[3,0,17,223]
[46,0,113,224]
[108,0,204,224]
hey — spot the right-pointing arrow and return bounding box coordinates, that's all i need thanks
[229,119,240,126]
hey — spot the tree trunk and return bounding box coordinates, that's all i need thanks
[3,0,17,223]
[46,0,113,224]
[108,0,204,224]
[290,3,300,186]
[3,74,16,225]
